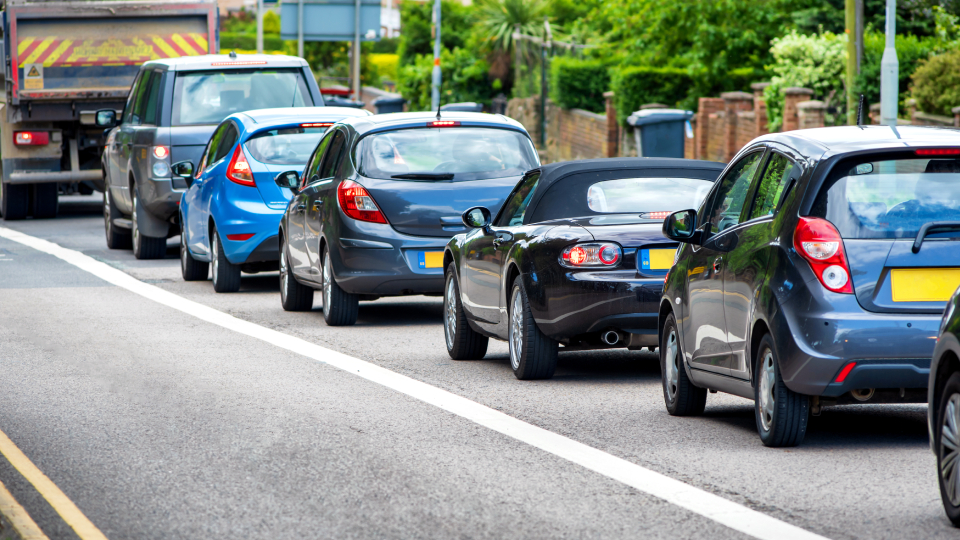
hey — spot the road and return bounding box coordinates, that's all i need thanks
[0,195,949,540]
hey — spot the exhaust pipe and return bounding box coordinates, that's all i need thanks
[851,388,875,402]
[601,330,621,346]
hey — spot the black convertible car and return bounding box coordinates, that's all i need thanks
[442,158,724,379]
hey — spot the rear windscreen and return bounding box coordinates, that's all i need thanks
[587,177,713,213]
[812,157,960,239]
[355,127,539,181]
[172,69,312,126]
[245,126,328,165]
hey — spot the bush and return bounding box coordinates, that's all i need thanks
[911,49,960,116]
[396,0,475,66]
[220,33,284,52]
[611,66,695,125]
[549,57,609,113]
[763,30,847,131]
[370,53,399,84]
[397,48,492,111]
[853,31,937,116]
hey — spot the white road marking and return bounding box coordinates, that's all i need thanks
[0,226,830,540]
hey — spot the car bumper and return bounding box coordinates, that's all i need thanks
[218,206,285,265]
[139,177,185,222]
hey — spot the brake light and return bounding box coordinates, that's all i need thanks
[337,180,387,224]
[428,121,460,127]
[834,362,857,383]
[560,242,622,268]
[210,61,268,66]
[14,131,49,146]
[226,146,255,187]
[641,211,671,220]
[794,217,853,294]
[153,146,169,159]
[301,123,334,128]
[915,148,960,156]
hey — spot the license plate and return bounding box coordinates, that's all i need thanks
[417,251,444,269]
[640,248,676,271]
[890,268,960,302]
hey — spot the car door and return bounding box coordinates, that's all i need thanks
[462,172,540,324]
[184,136,216,258]
[130,70,163,190]
[683,151,764,376]
[193,123,235,249]
[721,148,802,379]
[289,131,334,279]
[305,129,347,274]
[114,69,150,208]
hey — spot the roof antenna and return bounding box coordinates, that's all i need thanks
[229,51,237,59]
[856,93,865,129]
[435,79,443,120]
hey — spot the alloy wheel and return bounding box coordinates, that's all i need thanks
[758,350,776,432]
[132,191,140,249]
[103,190,112,237]
[444,278,457,350]
[323,252,332,308]
[180,225,188,274]
[942,393,960,505]
[664,329,680,403]
[280,242,289,304]
[509,289,523,370]
[211,233,219,284]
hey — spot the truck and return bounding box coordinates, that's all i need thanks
[0,0,218,220]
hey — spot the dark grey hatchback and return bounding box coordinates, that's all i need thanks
[660,125,960,447]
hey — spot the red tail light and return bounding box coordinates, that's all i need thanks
[915,148,960,156]
[834,362,857,383]
[301,123,334,128]
[428,121,460,127]
[337,180,387,224]
[14,131,49,146]
[227,146,255,187]
[560,242,622,268]
[793,217,853,294]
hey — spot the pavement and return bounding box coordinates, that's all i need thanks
[0,194,950,540]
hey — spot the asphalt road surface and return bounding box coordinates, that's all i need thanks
[0,194,949,540]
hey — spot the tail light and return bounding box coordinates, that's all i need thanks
[152,146,169,159]
[641,211,671,220]
[14,131,49,146]
[227,145,255,187]
[338,180,387,224]
[428,121,460,127]
[915,148,960,156]
[834,362,857,383]
[560,242,622,268]
[793,217,853,294]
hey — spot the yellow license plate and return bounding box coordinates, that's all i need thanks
[641,248,676,271]
[890,268,960,302]
[418,251,444,269]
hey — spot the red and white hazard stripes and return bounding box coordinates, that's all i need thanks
[17,34,210,67]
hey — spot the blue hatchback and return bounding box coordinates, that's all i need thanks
[176,107,372,292]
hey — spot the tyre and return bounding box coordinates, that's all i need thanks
[754,334,809,447]
[30,183,58,219]
[937,372,960,526]
[210,225,241,293]
[0,182,29,220]
[660,313,707,416]
[104,189,132,249]
[321,248,358,326]
[179,221,208,281]
[508,277,557,380]
[131,188,167,259]
[279,234,314,311]
[443,267,488,360]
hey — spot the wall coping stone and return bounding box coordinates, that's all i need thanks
[361,86,401,99]
[870,102,881,111]
[640,103,668,109]
[797,100,826,110]
[603,91,615,99]
[784,87,814,96]
[750,82,771,91]
[721,91,753,101]
[737,110,756,118]
[953,106,960,114]
[914,111,955,124]
[570,108,607,122]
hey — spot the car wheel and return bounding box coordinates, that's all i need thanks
[660,313,707,416]
[321,248,358,326]
[0,181,29,220]
[180,220,208,281]
[937,372,960,526]
[280,235,314,311]
[30,183,58,219]
[754,334,809,447]
[444,266,488,360]
[131,188,166,260]
[104,189,132,249]
[210,225,241,293]
[508,277,557,380]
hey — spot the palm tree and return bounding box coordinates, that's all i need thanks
[474,0,551,54]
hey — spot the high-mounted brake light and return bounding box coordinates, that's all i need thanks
[834,362,857,383]
[338,180,388,224]
[301,123,334,128]
[915,148,960,156]
[14,131,49,146]
[428,121,460,127]
[641,211,671,220]
[210,61,268,66]
[794,217,854,294]
[226,146,256,187]
[560,242,622,268]
[153,146,169,159]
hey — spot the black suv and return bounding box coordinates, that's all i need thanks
[660,126,960,447]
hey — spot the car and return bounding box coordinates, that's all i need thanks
[175,107,371,292]
[659,125,960,447]
[442,158,724,379]
[275,111,540,326]
[97,53,323,259]
[929,286,960,526]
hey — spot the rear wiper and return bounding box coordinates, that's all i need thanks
[390,173,454,181]
[912,221,960,253]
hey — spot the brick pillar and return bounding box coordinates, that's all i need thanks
[782,87,814,132]
[603,91,618,158]
[685,116,696,159]
[869,103,881,125]
[797,100,827,129]
[954,106,960,128]
[721,91,753,162]
[906,98,918,124]
[696,97,725,161]
[751,82,770,136]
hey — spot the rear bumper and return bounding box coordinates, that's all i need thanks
[218,208,285,265]
[820,358,930,397]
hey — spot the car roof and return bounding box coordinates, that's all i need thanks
[756,125,960,156]
[339,111,528,136]
[233,107,372,131]
[144,54,309,72]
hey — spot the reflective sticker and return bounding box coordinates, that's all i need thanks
[17,34,210,67]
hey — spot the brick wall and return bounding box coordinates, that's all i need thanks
[359,86,405,114]
[696,98,725,161]
[506,96,610,163]
[735,110,756,151]
[705,111,726,163]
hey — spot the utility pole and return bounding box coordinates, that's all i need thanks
[845,0,856,124]
[297,0,304,58]
[353,0,361,101]
[256,0,264,54]
[430,0,441,112]
[880,0,899,126]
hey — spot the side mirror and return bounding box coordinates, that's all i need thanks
[462,206,491,231]
[663,209,701,245]
[95,109,117,128]
[171,160,195,187]
[275,170,300,193]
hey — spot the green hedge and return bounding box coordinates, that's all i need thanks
[220,32,284,52]
[397,48,492,111]
[611,66,696,125]
[549,57,609,113]
[912,49,960,116]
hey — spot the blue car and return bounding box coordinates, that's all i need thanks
[175,107,372,292]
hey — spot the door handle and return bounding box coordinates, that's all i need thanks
[713,257,722,272]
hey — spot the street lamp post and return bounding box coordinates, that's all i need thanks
[430,0,441,112]
[256,0,264,54]
[880,0,899,126]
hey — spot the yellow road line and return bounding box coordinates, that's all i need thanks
[0,478,48,540]
[0,429,108,540]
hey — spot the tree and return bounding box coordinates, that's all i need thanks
[396,0,475,66]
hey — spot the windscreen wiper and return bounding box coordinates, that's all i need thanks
[912,221,960,253]
[390,173,454,180]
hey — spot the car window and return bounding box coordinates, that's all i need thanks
[587,177,713,214]
[319,130,346,179]
[128,71,153,125]
[213,123,239,164]
[749,152,800,220]
[304,133,333,186]
[122,71,144,125]
[704,152,763,232]
[245,126,330,165]
[141,72,163,126]
[171,69,312,126]
[202,123,230,172]
[495,173,540,227]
